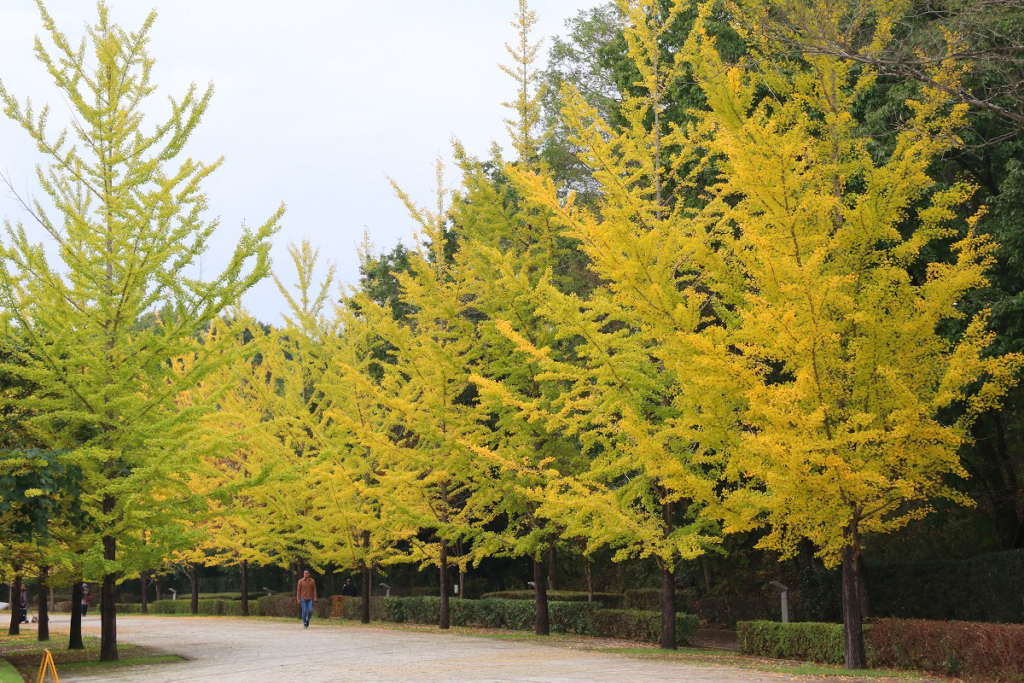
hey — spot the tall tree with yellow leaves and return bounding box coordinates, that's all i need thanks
[359,165,485,630]
[686,0,1024,667]
[498,0,723,649]
[0,3,281,660]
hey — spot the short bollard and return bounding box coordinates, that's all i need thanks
[36,649,60,683]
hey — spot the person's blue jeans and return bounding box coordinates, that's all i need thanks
[300,599,313,625]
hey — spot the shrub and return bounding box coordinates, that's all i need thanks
[686,595,782,628]
[551,602,602,634]
[867,618,1024,682]
[149,599,193,615]
[588,609,699,646]
[737,621,845,664]
[119,593,139,604]
[53,601,72,613]
[481,591,624,608]
[116,603,143,614]
[382,596,406,623]
[255,596,299,618]
[402,596,442,624]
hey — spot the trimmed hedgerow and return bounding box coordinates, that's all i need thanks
[868,618,1024,682]
[737,621,845,664]
[255,595,300,618]
[739,618,1024,681]
[481,591,624,608]
[588,609,699,646]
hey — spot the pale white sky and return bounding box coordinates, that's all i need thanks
[0,1,600,322]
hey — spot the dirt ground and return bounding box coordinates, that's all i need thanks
[46,614,788,683]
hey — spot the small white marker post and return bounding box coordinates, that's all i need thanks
[770,581,790,624]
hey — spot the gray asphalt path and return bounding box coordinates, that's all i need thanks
[51,615,788,683]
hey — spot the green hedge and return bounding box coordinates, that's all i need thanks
[145,599,244,616]
[368,596,695,643]
[739,619,1024,681]
[480,591,624,608]
[738,621,845,664]
[589,610,699,647]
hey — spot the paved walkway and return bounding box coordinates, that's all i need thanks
[54,615,786,683]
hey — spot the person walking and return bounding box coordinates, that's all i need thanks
[296,570,317,628]
[19,586,29,624]
[81,584,91,617]
[340,578,358,597]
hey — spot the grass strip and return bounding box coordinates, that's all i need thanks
[0,660,21,683]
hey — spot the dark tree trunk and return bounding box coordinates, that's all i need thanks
[69,580,84,650]
[189,566,199,615]
[100,530,118,661]
[439,539,450,629]
[660,496,677,650]
[533,556,550,636]
[841,531,867,669]
[584,557,593,602]
[240,561,249,617]
[8,574,21,636]
[140,572,149,614]
[361,529,371,623]
[660,564,677,650]
[361,564,371,624]
[37,567,49,642]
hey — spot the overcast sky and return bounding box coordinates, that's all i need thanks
[0,1,600,322]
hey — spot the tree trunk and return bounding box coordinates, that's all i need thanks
[547,544,556,591]
[69,580,84,650]
[8,574,21,636]
[240,561,249,617]
[37,567,49,642]
[100,530,118,661]
[660,564,676,650]
[841,531,867,669]
[361,564,371,624]
[189,566,199,615]
[361,529,371,623]
[534,556,550,636]
[584,557,593,602]
[439,538,450,630]
[154,575,162,602]
[49,586,55,614]
[140,573,148,614]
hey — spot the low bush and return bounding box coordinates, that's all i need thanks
[737,621,845,664]
[255,595,299,618]
[149,599,194,615]
[116,603,143,614]
[480,591,624,608]
[739,618,1024,681]
[53,601,72,613]
[588,609,698,646]
[867,618,1024,682]
[330,595,387,620]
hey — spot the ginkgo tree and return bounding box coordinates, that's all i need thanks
[0,2,281,660]
[495,0,724,649]
[454,0,590,637]
[358,164,486,630]
[684,0,1024,667]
